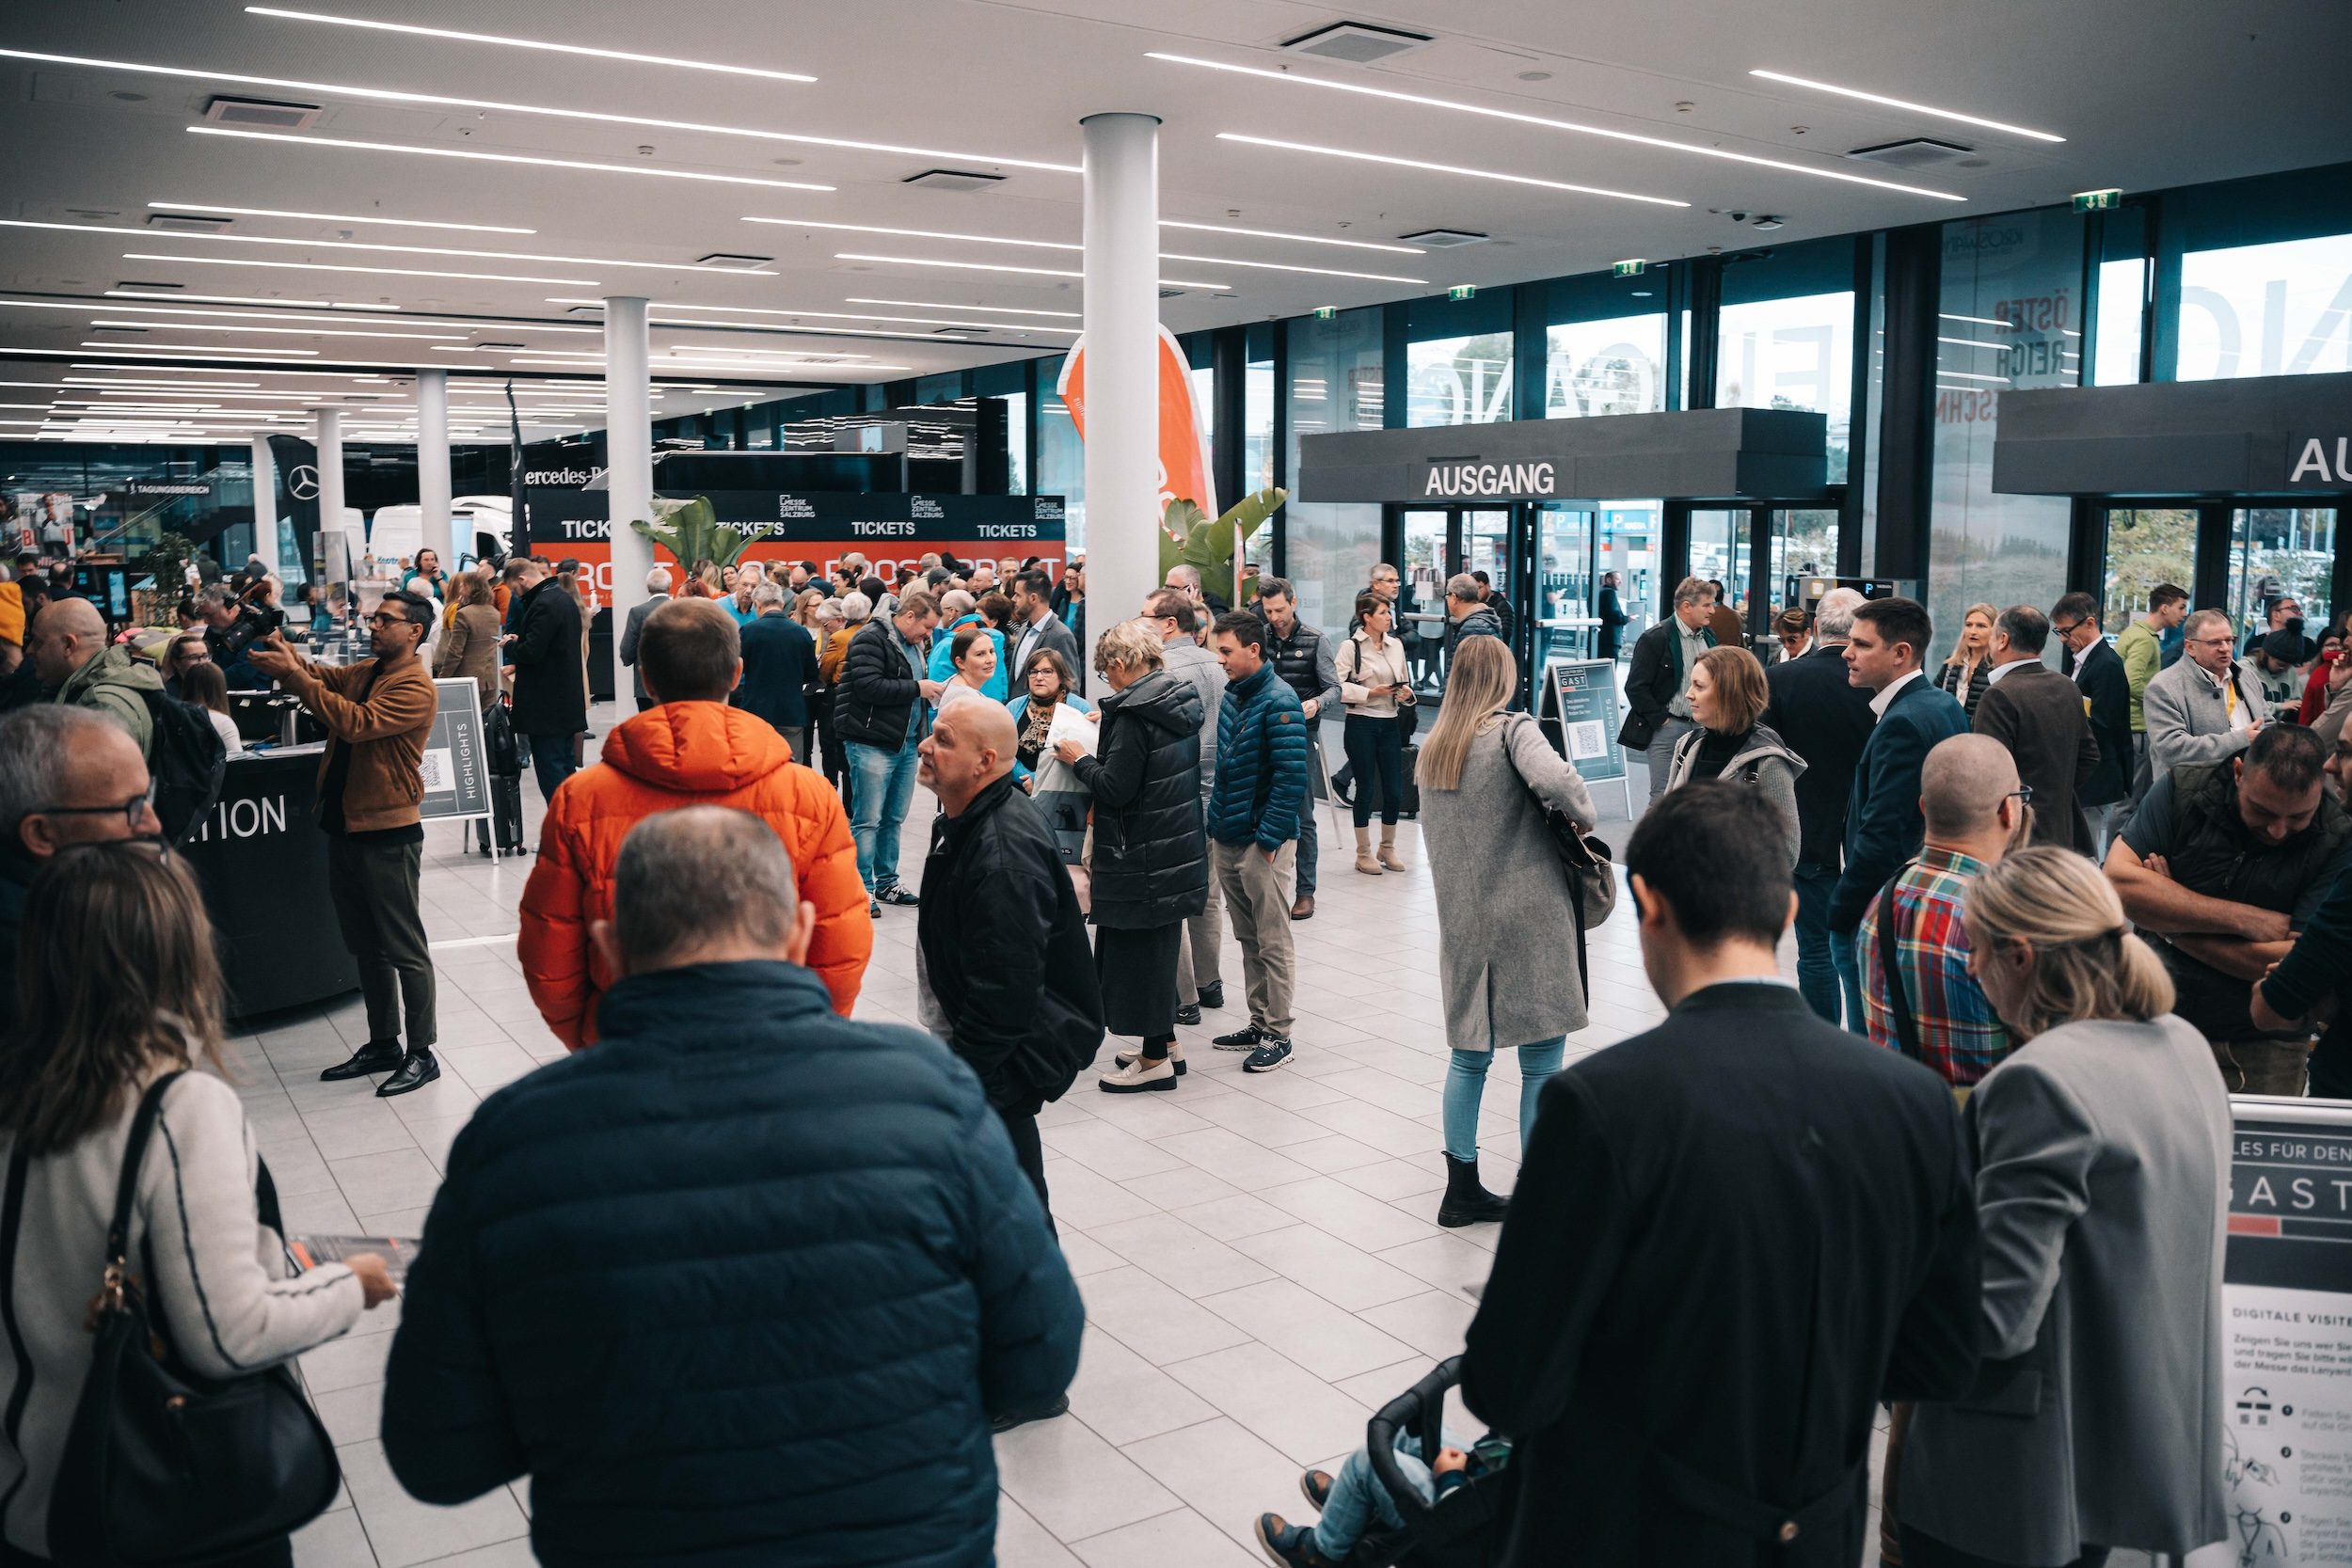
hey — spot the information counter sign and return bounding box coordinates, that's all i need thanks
[1540,659,1629,816]
[421,678,494,840]
[2215,1098,2352,1564]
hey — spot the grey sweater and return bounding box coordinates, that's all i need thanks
[1662,722,1807,869]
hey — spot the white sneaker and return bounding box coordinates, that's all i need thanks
[1099,1055,1179,1093]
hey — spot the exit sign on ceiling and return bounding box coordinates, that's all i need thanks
[1448,284,1476,301]
[2074,188,2123,212]
[1613,259,1646,277]
[1312,306,1337,320]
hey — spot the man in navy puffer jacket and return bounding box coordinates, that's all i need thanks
[381,806,1082,1568]
[1205,610,1311,1074]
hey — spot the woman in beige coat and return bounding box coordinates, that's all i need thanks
[434,568,503,710]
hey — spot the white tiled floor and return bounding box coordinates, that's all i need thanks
[246,706,2132,1568]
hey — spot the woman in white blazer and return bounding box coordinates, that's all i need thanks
[1899,847,2231,1568]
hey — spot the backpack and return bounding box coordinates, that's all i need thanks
[137,688,229,846]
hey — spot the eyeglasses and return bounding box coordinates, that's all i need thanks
[2051,620,2085,637]
[34,783,159,833]
[2006,784,2036,806]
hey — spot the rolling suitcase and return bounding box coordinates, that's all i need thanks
[490,771,526,853]
[1398,741,1420,820]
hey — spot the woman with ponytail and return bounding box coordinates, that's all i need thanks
[1898,847,2230,1568]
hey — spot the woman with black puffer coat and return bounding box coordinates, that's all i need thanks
[1056,617,1208,1094]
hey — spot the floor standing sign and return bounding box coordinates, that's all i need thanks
[1540,658,1631,816]
[421,678,497,853]
[2200,1098,2352,1566]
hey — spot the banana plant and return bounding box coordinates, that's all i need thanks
[1161,486,1285,608]
[626,495,779,572]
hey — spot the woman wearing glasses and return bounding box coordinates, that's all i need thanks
[1898,848,2229,1568]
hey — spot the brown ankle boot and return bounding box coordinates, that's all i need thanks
[1378,825,1407,872]
[1354,826,1382,875]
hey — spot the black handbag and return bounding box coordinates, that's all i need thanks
[32,1071,342,1567]
[1497,717,1619,1002]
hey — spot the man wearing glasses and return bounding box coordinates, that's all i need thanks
[2051,592,2134,860]
[2141,608,2265,790]
[246,591,442,1097]
[0,705,164,1032]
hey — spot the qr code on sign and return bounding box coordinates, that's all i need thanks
[1566,721,1607,761]
[420,748,452,792]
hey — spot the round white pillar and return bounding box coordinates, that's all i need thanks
[1079,112,1162,674]
[249,433,280,577]
[604,295,655,703]
[313,405,346,557]
[416,368,454,570]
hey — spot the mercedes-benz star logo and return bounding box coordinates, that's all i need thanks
[288,465,321,500]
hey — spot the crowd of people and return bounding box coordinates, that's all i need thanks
[0,518,2347,1567]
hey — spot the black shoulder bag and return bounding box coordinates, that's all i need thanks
[40,1070,342,1567]
[1874,864,1929,1064]
[1498,716,1618,1002]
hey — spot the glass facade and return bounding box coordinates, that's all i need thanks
[1000,391,1027,496]
[1926,208,2085,664]
[2093,258,2146,386]
[2101,507,2199,631]
[2178,231,2352,381]
[1545,313,1668,418]
[1406,332,1514,427]
[1034,354,1086,549]
[2229,507,2338,635]
[1243,356,1276,496]
[1716,291,1855,482]
[1282,308,1384,637]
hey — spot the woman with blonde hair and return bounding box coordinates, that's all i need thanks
[1662,644,1805,867]
[1415,636,1595,1225]
[1936,602,1997,717]
[1899,847,2229,1568]
[434,567,503,713]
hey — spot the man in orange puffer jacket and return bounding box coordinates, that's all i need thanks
[518,598,871,1049]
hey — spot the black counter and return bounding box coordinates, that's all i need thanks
[181,746,361,1021]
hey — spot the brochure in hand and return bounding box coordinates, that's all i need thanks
[290,1233,421,1285]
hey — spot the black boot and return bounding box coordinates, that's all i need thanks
[1437,1154,1510,1227]
[319,1040,403,1082]
[375,1049,441,1099]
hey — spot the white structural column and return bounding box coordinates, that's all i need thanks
[314,405,345,550]
[1078,112,1162,674]
[249,434,279,575]
[604,295,655,701]
[416,368,453,569]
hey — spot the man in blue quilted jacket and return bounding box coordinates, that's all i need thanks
[381,806,1082,1568]
[1206,610,1311,1073]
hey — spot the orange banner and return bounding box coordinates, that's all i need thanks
[1056,325,1216,538]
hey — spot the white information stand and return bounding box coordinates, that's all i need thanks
[420,677,500,858]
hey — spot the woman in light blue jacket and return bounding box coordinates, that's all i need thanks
[1007,647,1090,788]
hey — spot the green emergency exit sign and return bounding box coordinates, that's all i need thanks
[1613,259,1646,277]
[2073,188,2122,212]
[1448,284,1476,301]
[1312,306,1337,320]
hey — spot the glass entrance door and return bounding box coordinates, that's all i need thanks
[1400,507,1453,696]
[2230,506,2337,640]
[1769,509,1838,611]
[1535,505,1597,665]
[2101,506,2201,632]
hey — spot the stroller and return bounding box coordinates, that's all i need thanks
[1333,1357,1509,1568]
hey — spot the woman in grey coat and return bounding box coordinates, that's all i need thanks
[1661,644,1804,867]
[1899,847,2230,1568]
[1418,636,1596,1227]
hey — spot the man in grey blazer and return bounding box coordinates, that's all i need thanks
[616,565,671,713]
[2142,608,2263,787]
[1008,567,1081,693]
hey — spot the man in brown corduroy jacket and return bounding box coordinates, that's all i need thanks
[248,589,443,1096]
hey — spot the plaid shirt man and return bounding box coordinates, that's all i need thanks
[1860,845,2012,1087]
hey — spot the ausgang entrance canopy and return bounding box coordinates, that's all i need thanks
[1992,371,2352,496]
[1295,407,1830,505]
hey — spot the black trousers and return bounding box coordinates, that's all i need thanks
[994,1102,1054,1237]
[1899,1528,2108,1568]
[1343,713,1405,827]
[325,833,437,1052]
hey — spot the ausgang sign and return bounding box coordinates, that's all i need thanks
[1417,459,1558,499]
[2288,436,2352,486]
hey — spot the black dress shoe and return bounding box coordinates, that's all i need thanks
[319,1041,403,1082]
[375,1051,441,1098]
[989,1393,1070,1434]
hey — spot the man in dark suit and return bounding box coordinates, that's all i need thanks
[736,581,819,762]
[502,555,587,804]
[2053,591,2134,859]
[1762,587,1876,1025]
[1620,576,1718,805]
[1831,597,1970,1030]
[1596,570,1629,662]
[1463,783,1981,1568]
[1973,605,2101,853]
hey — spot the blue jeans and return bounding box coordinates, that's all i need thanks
[1313,1431,1457,1559]
[846,740,919,894]
[1831,929,1867,1037]
[1295,792,1319,896]
[1441,1038,1566,1162]
[525,732,576,804]
[1791,863,1841,1025]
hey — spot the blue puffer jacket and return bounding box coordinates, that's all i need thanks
[1206,660,1309,849]
[928,613,1009,701]
[380,960,1084,1568]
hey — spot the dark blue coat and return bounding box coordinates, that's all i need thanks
[1206,661,1308,849]
[1831,673,1970,931]
[735,609,817,736]
[1762,642,1877,873]
[380,960,1083,1568]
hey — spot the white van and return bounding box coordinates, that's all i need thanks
[365,495,515,571]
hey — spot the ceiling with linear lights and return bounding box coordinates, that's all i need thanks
[0,0,2344,443]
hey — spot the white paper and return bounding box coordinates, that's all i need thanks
[1045,702,1098,758]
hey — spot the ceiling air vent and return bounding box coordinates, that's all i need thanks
[147,212,232,233]
[116,279,183,291]
[1846,136,1976,168]
[203,95,324,131]
[902,168,1006,193]
[1399,228,1490,248]
[477,341,524,350]
[1280,21,1432,64]
[564,305,604,317]
[695,253,772,270]
[1158,288,1190,300]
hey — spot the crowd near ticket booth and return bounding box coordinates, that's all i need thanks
[1295,406,1833,701]
[1992,371,2352,637]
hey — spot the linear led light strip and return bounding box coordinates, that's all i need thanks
[245,8,817,84]
[82,341,319,356]
[1162,220,1421,256]
[183,126,835,194]
[748,214,1423,260]
[149,201,532,234]
[741,218,1420,284]
[103,294,605,334]
[834,254,1232,289]
[0,49,1073,173]
[1748,71,2063,143]
[1936,370,2010,383]
[108,289,399,309]
[123,250,596,286]
[0,297,419,328]
[651,320,969,343]
[554,297,1074,335]
[3,216,765,277]
[1215,136,1688,208]
[91,320,469,341]
[848,298,1079,319]
[1150,53,1964,202]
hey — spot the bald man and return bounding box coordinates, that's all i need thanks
[914,698,1102,1272]
[28,595,164,758]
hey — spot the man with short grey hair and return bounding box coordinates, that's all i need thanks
[1762,586,1876,1022]
[1148,587,1227,1019]
[2142,608,2264,787]
[1620,576,1719,807]
[739,580,818,760]
[1442,572,1504,677]
[617,565,673,712]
